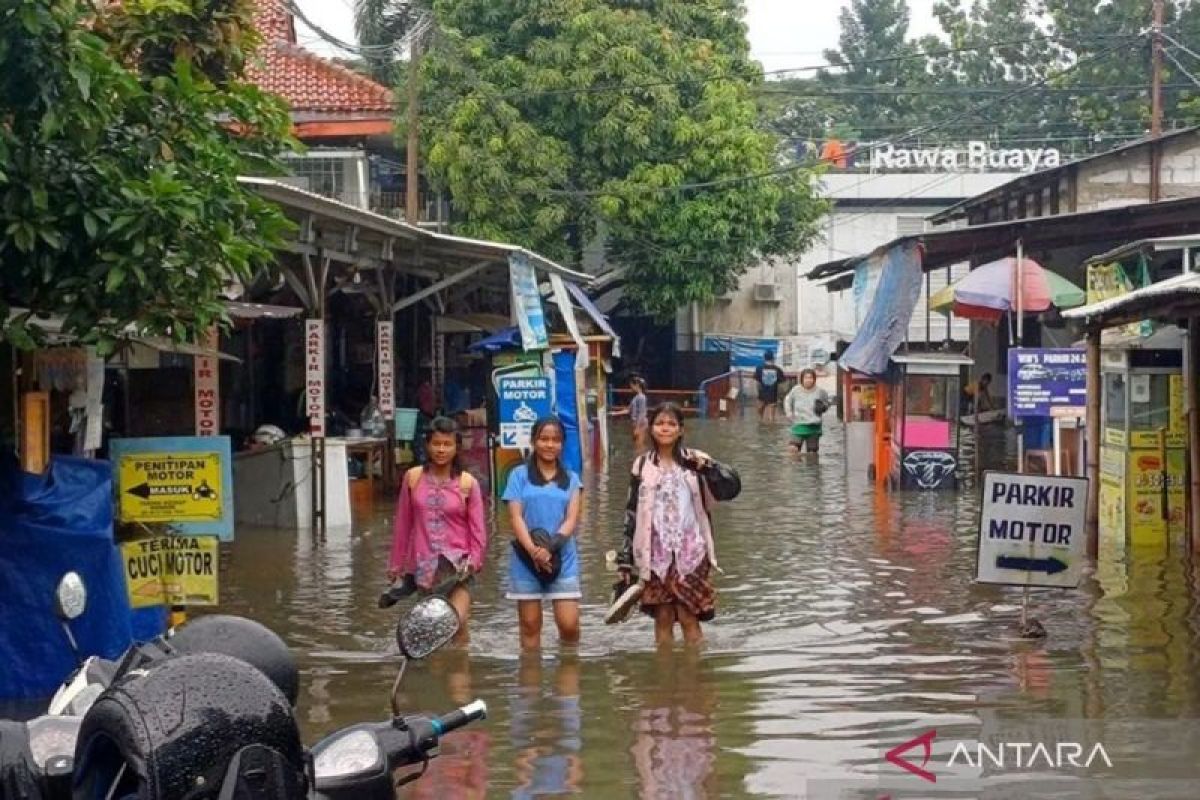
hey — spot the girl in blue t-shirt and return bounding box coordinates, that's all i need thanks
[503,416,583,649]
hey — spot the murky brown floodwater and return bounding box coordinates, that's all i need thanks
[219,418,1200,798]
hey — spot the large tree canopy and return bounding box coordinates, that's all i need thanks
[0,0,294,352]
[408,0,826,317]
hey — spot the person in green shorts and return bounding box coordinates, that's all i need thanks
[784,369,830,454]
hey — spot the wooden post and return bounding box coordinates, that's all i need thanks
[1188,319,1200,553]
[1085,329,1102,560]
[405,35,423,224]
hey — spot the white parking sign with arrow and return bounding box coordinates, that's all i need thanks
[976,472,1089,589]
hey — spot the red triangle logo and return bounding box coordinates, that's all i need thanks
[884,729,937,783]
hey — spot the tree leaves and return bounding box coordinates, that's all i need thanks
[411,0,825,317]
[0,0,294,350]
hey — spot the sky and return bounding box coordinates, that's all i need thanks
[290,0,943,74]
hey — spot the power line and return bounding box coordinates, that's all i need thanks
[538,35,1147,198]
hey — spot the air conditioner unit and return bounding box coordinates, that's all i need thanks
[753,283,782,304]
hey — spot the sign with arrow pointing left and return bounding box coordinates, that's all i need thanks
[976,471,1088,589]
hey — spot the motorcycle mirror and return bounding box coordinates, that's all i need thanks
[395,596,460,660]
[54,572,87,622]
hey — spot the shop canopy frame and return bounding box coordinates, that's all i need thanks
[808,195,1200,293]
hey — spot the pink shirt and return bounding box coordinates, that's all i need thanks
[389,470,488,589]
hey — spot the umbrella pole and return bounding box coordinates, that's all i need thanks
[1016,239,1025,344]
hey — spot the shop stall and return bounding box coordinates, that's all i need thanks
[883,353,973,491]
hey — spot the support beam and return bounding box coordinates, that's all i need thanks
[1085,329,1101,561]
[1189,319,1200,553]
[391,261,491,314]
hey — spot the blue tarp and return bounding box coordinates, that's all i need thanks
[553,351,584,475]
[468,326,522,354]
[841,241,924,377]
[0,456,135,700]
[702,335,782,369]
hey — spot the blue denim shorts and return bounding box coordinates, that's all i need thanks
[505,547,582,601]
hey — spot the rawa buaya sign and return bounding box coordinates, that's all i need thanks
[872,141,1062,173]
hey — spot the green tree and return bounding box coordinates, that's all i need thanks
[0,0,294,353]
[412,0,826,317]
[820,0,925,131]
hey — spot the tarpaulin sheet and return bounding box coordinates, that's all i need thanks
[0,455,134,700]
[841,241,924,377]
[553,351,584,475]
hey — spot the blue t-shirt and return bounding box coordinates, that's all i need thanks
[503,464,582,574]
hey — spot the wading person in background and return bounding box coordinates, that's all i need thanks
[754,351,785,423]
[503,416,583,650]
[962,372,994,414]
[388,416,488,644]
[784,369,830,456]
[620,376,649,452]
[615,403,733,645]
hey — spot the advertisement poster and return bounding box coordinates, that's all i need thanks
[1006,348,1087,418]
[1127,448,1186,544]
[509,253,549,351]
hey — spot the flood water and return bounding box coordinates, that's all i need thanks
[219,418,1200,798]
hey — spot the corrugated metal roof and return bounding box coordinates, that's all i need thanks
[1063,271,1200,326]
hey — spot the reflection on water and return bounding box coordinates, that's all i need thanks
[218,418,1200,798]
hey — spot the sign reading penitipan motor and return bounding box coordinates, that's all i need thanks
[976,472,1088,589]
[110,436,234,540]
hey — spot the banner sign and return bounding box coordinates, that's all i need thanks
[701,335,783,370]
[377,321,395,418]
[194,327,220,437]
[498,376,552,450]
[110,436,234,540]
[122,535,219,608]
[509,253,549,351]
[1006,348,1087,418]
[549,273,589,369]
[976,472,1088,589]
[306,319,325,437]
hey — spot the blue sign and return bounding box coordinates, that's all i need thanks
[498,376,552,449]
[702,335,783,369]
[509,253,549,351]
[1007,348,1087,419]
[109,436,234,540]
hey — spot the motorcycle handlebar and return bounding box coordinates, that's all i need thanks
[431,699,487,738]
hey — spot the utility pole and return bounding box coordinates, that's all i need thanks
[405,33,423,224]
[1150,0,1165,200]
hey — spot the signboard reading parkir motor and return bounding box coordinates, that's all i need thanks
[498,376,552,449]
[976,472,1088,589]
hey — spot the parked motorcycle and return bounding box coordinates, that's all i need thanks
[0,571,486,799]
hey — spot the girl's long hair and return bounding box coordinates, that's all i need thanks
[423,416,464,476]
[648,402,687,464]
[526,416,570,489]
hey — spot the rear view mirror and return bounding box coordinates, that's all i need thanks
[396,596,460,659]
[54,572,87,621]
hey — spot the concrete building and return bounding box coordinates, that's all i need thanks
[690,166,1025,371]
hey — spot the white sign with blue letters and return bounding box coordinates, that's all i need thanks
[976,472,1088,589]
[498,376,552,450]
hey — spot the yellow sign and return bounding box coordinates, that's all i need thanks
[1105,428,1127,448]
[118,452,222,522]
[1170,373,1185,434]
[121,535,219,608]
[1126,448,1186,545]
[1087,263,1144,339]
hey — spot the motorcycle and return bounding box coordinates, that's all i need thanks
[0,571,486,799]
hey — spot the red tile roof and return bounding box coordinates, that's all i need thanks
[246,0,394,116]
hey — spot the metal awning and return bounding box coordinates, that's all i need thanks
[1081,235,1200,267]
[239,177,590,284]
[892,352,974,366]
[809,195,1200,292]
[5,309,239,360]
[1063,272,1200,328]
[223,301,304,320]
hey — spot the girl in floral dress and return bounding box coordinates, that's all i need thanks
[617,403,723,645]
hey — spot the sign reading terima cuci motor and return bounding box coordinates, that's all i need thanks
[976,472,1088,589]
[497,376,552,450]
[122,535,219,608]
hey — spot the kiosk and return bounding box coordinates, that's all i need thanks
[841,369,880,480]
[883,353,973,491]
[1098,328,1186,548]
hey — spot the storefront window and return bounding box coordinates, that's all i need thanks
[1129,373,1171,432]
[1104,373,1126,430]
[905,375,950,419]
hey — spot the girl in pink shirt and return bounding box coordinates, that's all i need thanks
[388,417,488,642]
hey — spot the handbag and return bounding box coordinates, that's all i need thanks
[512,528,564,586]
[698,458,741,502]
[813,397,830,417]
